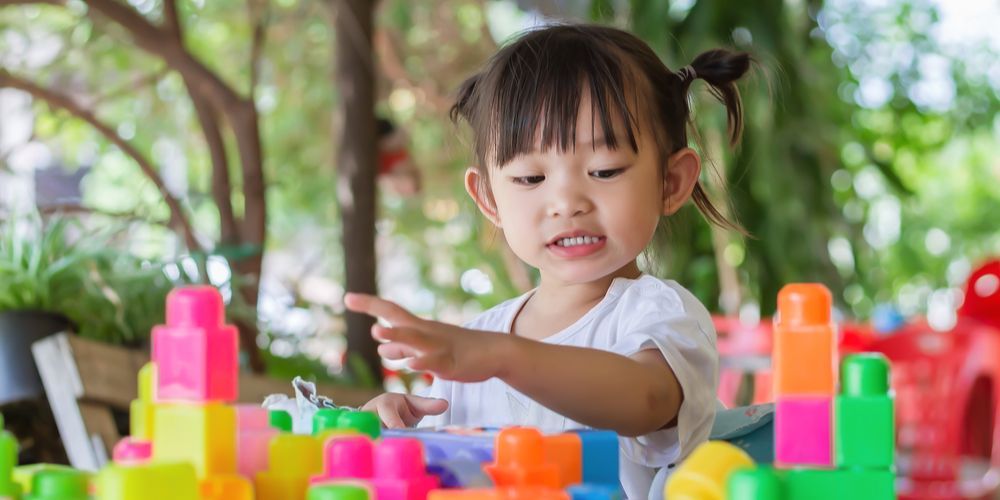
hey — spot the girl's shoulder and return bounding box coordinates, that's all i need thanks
[459,292,532,332]
[611,275,713,322]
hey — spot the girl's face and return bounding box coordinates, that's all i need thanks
[465,91,700,286]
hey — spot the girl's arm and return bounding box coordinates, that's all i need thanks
[344,293,683,437]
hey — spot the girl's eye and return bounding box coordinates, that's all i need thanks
[512,175,545,185]
[591,168,625,179]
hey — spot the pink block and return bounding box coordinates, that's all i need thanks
[237,429,275,478]
[372,438,440,500]
[314,435,374,483]
[236,405,270,431]
[113,437,152,464]
[152,286,238,402]
[775,397,832,467]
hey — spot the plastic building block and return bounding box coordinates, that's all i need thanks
[269,434,323,476]
[152,403,236,477]
[381,429,493,464]
[835,353,894,468]
[338,411,381,439]
[1,414,21,499]
[129,363,156,440]
[426,459,494,488]
[315,435,374,483]
[543,433,582,487]
[665,440,754,500]
[269,409,293,432]
[372,438,439,500]
[236,405,276,477]
[428,490,502,500]
[774,397,832,467]
[782,468,894,500]
[566,484,622,499]
[570,430,619,489]
[151,286,238,402]
[725,467,782,500]
[428,488,569,500]
[13,464,79,497]
[199,474,253,500]
[255,473,309,500]
[25,469,88,500]
[772,284,836,397]
[95,462,198,500]
[484,428,560,489]
[307,484,372,500]
[112,438,151,464]
[313,409,347,434]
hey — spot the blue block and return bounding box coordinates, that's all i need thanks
[567,484,623,499]
[426,459,494,488]
[572,430,620,489]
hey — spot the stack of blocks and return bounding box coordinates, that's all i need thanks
[727,283,896,499]
[83,285,624,500]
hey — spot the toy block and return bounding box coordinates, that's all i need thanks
[152,286,238,402]
[307,483,373,499]
[381,429,493,464]
[425,459,494,488]
[835,353,895,468]
[566,484,622,499]
[95,462,198,500]
[13,464,79,497]
[428,488,569,500]
[773,284,836,397]
[269,409,293,432]
[25,469,89,500]
[269,433,323,477]
[483,428,560,489]
[428,490,501,500]
[112,438,152,464]
[725,467,782,500]
[782,468,894,500]
[569,430,619,489]
[236,405,276,477]
[337,411,381,439]
[665,440,755,500]
[255,472,308,500]
[543,433,582,487]
[1,414,21,499]
[200,474,253,500]
[315,435,374,483]
[313,409,348,434]
[371,438,440,500]
[774,397,832,467]
[152,403,236,477]
[129,363,157,440]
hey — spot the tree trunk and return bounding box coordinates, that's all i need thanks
[333,0,382,386]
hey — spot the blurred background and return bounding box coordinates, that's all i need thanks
[1,0,999,482]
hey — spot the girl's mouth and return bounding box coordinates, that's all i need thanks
[546,236,607,258]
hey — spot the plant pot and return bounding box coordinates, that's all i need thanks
[0,310,72,405]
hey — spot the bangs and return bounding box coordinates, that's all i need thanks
[479,27,643,167]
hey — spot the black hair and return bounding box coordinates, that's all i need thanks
[449,23,751,232]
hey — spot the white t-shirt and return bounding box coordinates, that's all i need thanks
[418,274,719,499]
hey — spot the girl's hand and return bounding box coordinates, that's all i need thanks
[344,293,512,382]
[361,393,448,428]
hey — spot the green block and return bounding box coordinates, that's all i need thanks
[783,468,894,500]
[25,469,89,500]
[836,353,894,468]
[269,409,293,432]
[312,408,346,435]
[1,424,20,499]
[307,483,371,500]
[835,396,894,468]
[337,411,380,439]
[727,467,783,500]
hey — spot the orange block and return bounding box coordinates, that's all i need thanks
[200,474,253,500]
[773,284,837,397]
[543,434,582,487]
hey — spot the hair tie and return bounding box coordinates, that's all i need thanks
[676,65,697,84]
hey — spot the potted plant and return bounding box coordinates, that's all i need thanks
[0,213,179,404]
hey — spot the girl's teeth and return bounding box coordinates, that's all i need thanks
[557,236,601,247]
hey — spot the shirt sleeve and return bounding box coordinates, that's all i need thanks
[609,283,719,468]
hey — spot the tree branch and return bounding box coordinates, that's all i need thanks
[248,0,269,97]
[0,70,201,252]
[0,0,60,5]
[163,0,182,43]
[89,66,169,108]
[374,29,452,113]
[186,86,239,245]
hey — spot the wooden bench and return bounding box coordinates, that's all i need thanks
[31,332,381,471]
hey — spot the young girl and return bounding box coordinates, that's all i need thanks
[345,23,750,499]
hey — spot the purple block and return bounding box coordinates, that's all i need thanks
[775,397,832,467]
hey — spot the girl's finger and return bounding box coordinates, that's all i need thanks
[344,293,418,327]
[377,342,420,360]
[397,399,420,427]
[407,351,452,374]
[377,402,406,429]
[373,325,436,351]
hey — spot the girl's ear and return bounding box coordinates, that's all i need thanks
[464,167,502,227]
[662,148,702,216]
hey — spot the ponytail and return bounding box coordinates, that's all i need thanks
[678,49,752,146]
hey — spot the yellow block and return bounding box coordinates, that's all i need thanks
[665,441,755,500]
[130,363,157,440]
[200,474,254,500]
[268,434,322,476]
[152,403,236,477]
[254,472,308,500]
[95,462,198,500]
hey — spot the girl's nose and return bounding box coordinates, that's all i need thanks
[546,189,594,218]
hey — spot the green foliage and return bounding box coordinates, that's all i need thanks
[0,213,187,345]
